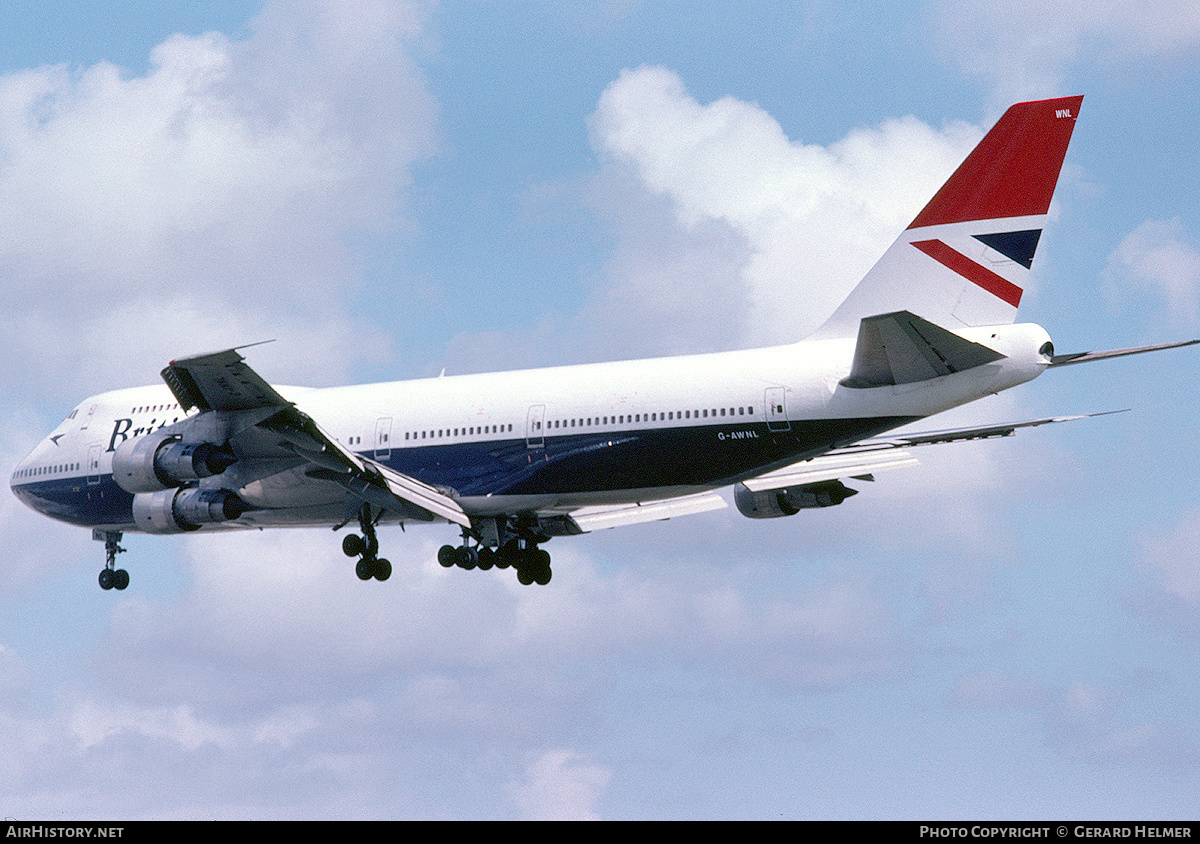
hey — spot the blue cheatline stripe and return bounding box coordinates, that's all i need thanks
[386,415,917,495]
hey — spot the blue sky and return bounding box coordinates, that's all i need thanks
[3,0,1200,820]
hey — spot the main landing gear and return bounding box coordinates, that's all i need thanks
[94,529,130,591]
[340,503,392,581]
[336,512,553,586]
[438,532,553,586]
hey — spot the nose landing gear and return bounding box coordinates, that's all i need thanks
[93,529,130,591]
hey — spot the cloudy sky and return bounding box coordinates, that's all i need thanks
[3,0,1200,820]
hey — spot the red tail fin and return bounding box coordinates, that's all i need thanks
[812,97,1083,340]
[908,96,1083,229]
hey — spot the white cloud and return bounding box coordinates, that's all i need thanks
[508,749,611,821]
[1045,680,1200,768]
[586,65,980,346]
[1127,505,1200,637]
[69,699,236,753]
[930,0,1200,104]
[0,0,438,397]
[1104,218,1200,331]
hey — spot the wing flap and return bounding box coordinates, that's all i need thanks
[562,491,727,533]
[364,459,471,528]
[162,345,290,412]
[741,450,919,492]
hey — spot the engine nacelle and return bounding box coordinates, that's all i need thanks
[131,487,248,534]
[113,432,236,493]
[734,479,857,519]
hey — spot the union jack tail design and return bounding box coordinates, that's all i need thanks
[813,96,1083,339]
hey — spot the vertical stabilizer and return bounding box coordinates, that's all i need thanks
[812,96,1083,340]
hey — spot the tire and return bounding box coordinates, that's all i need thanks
[455,546,478,570]
[477,547,495,570]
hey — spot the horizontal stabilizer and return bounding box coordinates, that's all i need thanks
[847,411,1127,450]
[1048,339,1199,367]
[841,311,1006,389]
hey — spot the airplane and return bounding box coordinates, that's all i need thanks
[10,95,1198,590]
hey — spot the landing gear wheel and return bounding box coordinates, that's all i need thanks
[96,531,128,592]
[531,548,552,585]
[345,504,390,584]
[438,544,457,568]
[494,543,514,569]
[476,547,495,570]
[454,546,478,570]
[513,547,552,586]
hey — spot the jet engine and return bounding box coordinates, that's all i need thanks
[113,432,236,493]
[131,487,248,533]
[734,479,857,518]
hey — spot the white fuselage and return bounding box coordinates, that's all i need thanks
[10,323,1051,533]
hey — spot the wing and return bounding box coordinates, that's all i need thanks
[161,347,471,528]
[536,412,1118,533]
[735,412,1119,509]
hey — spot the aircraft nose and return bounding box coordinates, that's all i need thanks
[11,445,34,487]
[10,435,60,495]
[10,447,40,513]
